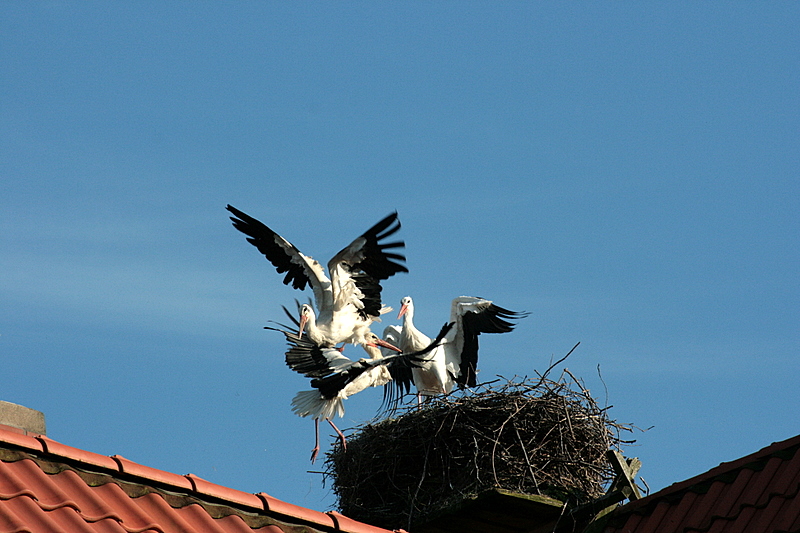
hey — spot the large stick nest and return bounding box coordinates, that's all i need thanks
[325,366,632,531]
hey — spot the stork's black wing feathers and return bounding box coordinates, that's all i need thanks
[382,322,455,410]
[266,326,347,379]
[310,360,370,400]
[352,211,408,281]
[383,360,414,409]
[226,205,311,291]
[338,212,408,320]
[310,322,454,407]
[281,305,301,328]
[349,270,384,320]
[467,304,527,334]
[457,305,529,388]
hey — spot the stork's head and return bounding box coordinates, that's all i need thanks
[365,332,402,353]
[298,304,315,338]
[362,332,402,359]
[397,296,413,319]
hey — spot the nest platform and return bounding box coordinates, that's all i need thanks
[325,370,630,531]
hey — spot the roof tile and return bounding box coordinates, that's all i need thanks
[0,425,397,533]
[603,434,800,533]
[772,490,800,532]
[0,426,45,454]
[0,458,39,501]
[183,473,264,511]
[328,510,408,533]
[257,492,336,529]
[111,455,194,492]
[37,437,120,472]
[766,450,800,497]
[89,481,163,529]
[47,469,121,522]
[0,498,30,533]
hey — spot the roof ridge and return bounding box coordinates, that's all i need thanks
[0,451,260,529]
[612,434,800,518]
[0,426,267,511]
[0,424,394,533]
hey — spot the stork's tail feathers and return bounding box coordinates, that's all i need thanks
[291,390,344,420]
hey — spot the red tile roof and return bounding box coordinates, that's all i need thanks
[0,424,402,533]
[601,433,800,533]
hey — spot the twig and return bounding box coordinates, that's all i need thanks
[533,342,581,389]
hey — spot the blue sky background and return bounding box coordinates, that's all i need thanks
[2,2,798,513]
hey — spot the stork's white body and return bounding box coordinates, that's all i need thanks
[227,206,406,351]
[395,296,526,401]
[291,342,393,421]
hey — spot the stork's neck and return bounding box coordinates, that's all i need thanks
[361,343,382,360]
[403,303,414,328]
[401,305,414,328]
[304,309,317,330]
[400,305,423,340]
[302,311,325,345]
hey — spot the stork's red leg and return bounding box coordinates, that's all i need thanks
[310,418,321,464]
[327,418,347,451]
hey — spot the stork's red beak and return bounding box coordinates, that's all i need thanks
[369,338,402,352]
[397,303,408,319]
[298,314,308,339]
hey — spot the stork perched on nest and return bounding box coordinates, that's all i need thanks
[386,296,528,404]
[226,205,407,352]
[271,322,453,462]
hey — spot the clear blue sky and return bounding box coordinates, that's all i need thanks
[2,2,798,512]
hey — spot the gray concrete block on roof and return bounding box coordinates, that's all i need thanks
[0,401,46,435]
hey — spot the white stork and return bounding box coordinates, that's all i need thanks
[227,205,407,351]
[392,296,527,403]
[273,323,452,462]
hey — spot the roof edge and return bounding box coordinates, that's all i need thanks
[610,433,800,516]
[0,424,395,533]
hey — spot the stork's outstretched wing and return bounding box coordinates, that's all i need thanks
[448,296,529,387]
[328,211,407,320]
[311,322,453,404]
[265,326,352,379]
[227,206,407,329]
[226,205,331,309]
